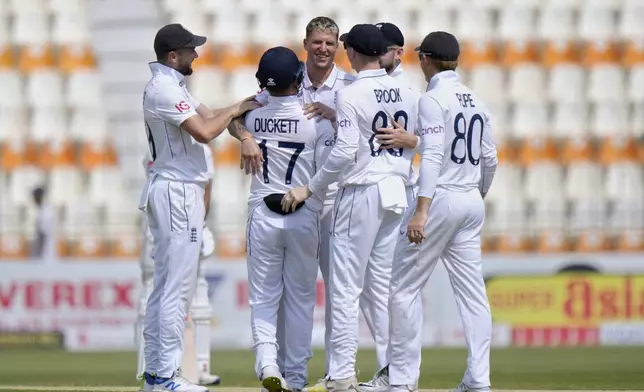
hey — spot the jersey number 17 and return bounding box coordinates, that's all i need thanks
[258,140,305,185]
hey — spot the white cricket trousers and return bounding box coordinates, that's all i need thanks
[388,188,492,389]
[328,184,403,380]
[317,202,334,374]
[278,202,333,377]
[246,203,320,389]
[143,178,205,378]
[318,184,413,374]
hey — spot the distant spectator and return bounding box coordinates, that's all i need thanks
[31,187,57,263]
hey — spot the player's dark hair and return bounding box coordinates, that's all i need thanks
[305,16,340,39]
[265,86,292,95]
[155,50,170,63]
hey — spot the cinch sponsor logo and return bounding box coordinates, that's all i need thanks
[420,126,444,135]
[324,138,336,147]
[337,119,352,128]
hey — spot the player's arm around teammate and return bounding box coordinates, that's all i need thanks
[383,32,498,392]
[281,87,358,211]
[139,24,259,392]
[243,47,326,392]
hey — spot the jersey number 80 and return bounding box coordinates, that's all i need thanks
[450,113,484,166]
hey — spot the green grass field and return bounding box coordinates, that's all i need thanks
[0,347,643,391]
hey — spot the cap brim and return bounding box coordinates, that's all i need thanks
[414,45,421,51]
[187,35,207,47]
[339,33,349,41]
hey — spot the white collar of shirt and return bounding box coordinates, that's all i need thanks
[428,70,460,91]
[149,62,187,87]
[267,94,300,105]
[303,63,339,90]
[356,68,388,80]
[390,63,404,78]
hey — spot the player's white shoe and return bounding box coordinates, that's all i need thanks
[139,371,209,392]
[358,366,389,392]
[199,371,221,386]
[303,376,358,392]
[450,383,491,392]
[261,366,290,392]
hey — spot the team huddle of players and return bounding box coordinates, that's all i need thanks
[137,14,497,392]
[230,16,498,392]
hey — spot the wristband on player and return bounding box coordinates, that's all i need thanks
[240,135,253,143]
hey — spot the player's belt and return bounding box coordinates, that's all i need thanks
[263,193,305,215]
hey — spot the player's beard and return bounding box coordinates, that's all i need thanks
[180,65,193,76]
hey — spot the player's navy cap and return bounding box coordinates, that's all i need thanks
[256,46,304,89]
[339,24,387,57]
[154,23,207,53]
[415,31,460,61]
[375,22,404,47]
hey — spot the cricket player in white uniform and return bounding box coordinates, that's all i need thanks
[138,23,258,392]
[244,46,336,392]
[283,24,418,392]
[358,22,424,391]
[382,32,498,392]
[227,17,355,380]
[136,147,221,386]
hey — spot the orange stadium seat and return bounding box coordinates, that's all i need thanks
[192,44,217,69]
[622,41,644,66]
[216,232,246,259]
[0,139,25,171]
[17,44,56,73]
[0,234,29,259]
[217,45,255,71]
[0,46,15,68]
[574,229,610,252]
[598,135,639,164]
[616,230,644,251]
[500,40,538,67]
[58,46,96,73]
[581,41,619,66]
[542,41,578,67]
[458,41,497,70]
[68,236,108,258]
[110,236,142,258]
[213,139,241,167]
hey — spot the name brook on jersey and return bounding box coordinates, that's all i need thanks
[254,118,300,134]
[374,88,402,103]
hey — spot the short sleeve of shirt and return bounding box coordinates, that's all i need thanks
[203,143,215,178]
[255,89,269,106]
[188,93,201,111]
[153,84,198,127]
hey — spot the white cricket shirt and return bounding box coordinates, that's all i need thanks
[142,62,210,184]
[390,63,422,187]
[416,71,498,198]
[255,64,354,206]
[245,94,336,212]
[309,68,419,194]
